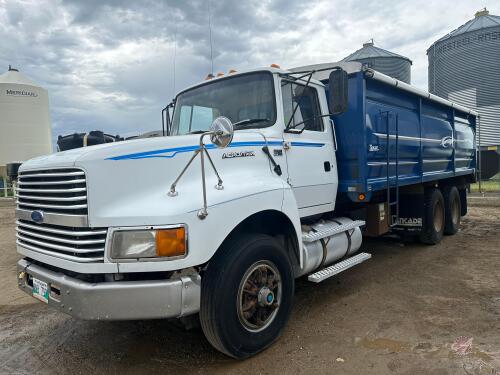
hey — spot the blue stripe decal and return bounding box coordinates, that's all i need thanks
[290,142,325,147]
[107,140,324,160]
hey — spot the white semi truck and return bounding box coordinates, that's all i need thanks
[15,62,476,358]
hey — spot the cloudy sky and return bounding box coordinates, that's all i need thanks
[0,0,497,143]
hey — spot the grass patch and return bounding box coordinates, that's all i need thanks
[470,179,500,192]
[0,188,14,197]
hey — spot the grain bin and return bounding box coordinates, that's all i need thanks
[0,66,52,178]
[342,40,412,84]
[428,8,500,178]
[428,8,500,147]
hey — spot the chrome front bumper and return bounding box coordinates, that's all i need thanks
[17,259,201,320]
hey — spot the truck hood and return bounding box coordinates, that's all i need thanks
[19,132,287,228]
[20,135,206,171]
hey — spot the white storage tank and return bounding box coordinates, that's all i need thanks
[0,66,52,175]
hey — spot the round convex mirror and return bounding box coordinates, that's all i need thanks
[209,116,234,148]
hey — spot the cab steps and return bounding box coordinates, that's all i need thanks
[308,252,372,283]
[302,220,365,243]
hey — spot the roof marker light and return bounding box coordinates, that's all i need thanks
[270,64,280,69]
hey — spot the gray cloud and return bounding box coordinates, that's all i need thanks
[0,0,498,144]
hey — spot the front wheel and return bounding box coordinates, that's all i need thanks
[200,233,294,359]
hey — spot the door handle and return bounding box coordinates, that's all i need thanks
[324,161,331,172]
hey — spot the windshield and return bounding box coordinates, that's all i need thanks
[170,72,276,135]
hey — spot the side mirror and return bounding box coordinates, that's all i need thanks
[209,116,234,148]
[328,69,348,115]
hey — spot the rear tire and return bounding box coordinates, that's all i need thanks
[443,185,461,235]
[199,233,294,359]
[419,188,445,245]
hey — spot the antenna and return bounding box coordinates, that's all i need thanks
[172,23,177,97]
[207,0,214,75]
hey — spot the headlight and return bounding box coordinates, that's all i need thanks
[110,226,187,260]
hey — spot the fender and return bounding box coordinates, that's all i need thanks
[204,185,303,273]
[113,185,297,273]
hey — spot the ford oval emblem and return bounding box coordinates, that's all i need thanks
[31,210,44,223]
[440,136,453,148]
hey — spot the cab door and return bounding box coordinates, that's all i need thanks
[281,80,338,217]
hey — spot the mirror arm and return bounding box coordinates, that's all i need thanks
[168,116,233,220]
[166,104,171,136]
[161,106,167,136]
[167,100,175,136]
[281,66,343,77]
[285,72,313,130]
[284,113,333,134]
[161,100,175,136]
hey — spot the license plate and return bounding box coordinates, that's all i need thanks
[32,277,49,303]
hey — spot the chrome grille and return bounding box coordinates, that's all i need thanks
[16,220,106,262]
[17,168,88,215]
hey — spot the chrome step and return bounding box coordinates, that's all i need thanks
[307,252,372,283]
[302,220,365,243]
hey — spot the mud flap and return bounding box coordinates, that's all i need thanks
[392,192,424,234]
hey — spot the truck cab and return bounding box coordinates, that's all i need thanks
[168,68,339,216]
[15,64,475,358]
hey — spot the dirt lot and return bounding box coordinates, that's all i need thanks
[0,196,499,375]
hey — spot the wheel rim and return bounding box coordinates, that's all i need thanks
[237,260,282,333]
[433,199,444,233]
[451,195,460,225]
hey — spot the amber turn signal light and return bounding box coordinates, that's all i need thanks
[155,228,186,257]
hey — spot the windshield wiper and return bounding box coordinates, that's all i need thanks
[233,118,270,130]
[185,118,270,135]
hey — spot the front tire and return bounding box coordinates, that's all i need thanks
[200,233,294,359]
[419,188,445,245]
[443,185,461,235]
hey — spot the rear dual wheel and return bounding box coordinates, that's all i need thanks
[419,188,445,245]
[419,185,461,244]
[443,185,461,235]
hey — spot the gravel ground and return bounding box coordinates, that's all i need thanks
[0,196,499,375]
